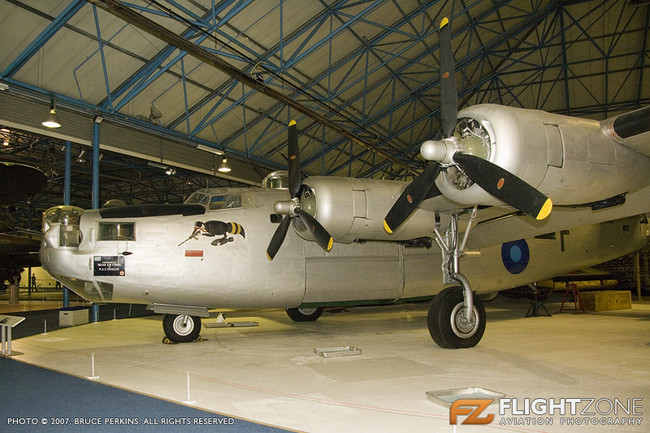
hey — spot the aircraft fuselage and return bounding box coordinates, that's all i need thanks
[39,186,646,313]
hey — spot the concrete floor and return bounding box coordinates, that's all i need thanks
[0,288,85,314]
[8,295,650,433]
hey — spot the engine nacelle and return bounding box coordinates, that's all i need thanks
[298,176,437,243]
[434,104,650,207]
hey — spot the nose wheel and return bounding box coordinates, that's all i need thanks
[162,314,201,343]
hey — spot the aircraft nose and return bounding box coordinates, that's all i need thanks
[42,205,85,248]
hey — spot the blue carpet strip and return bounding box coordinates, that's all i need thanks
[0,357,293,432]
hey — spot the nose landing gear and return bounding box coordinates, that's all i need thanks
[162,314,202,343]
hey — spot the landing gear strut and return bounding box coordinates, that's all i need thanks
[429,209,486,348]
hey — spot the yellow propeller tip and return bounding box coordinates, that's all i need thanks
[536,198,553,220]
[326,237,334,252]
[440,17,449,29]
[289,119,296,126]
[266,253,273,261]
[383,220,394,234]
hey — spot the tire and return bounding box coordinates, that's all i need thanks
[162,314,201,343]
[286,307,323,322]
[428,286,486,349]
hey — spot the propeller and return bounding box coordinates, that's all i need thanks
[266,121,334,260]
[451,153,552,220]
[383,163,441,234]
[384,17,552,234]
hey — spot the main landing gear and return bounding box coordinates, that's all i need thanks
[428,209,486,348]
[285,307,323,322]
[429,286,485,348]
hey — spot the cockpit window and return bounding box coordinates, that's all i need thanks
[185,192,209,205]
[209,194,241,210]
[98,222,135,241]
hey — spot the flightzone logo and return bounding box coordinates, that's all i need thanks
[450,397,644,427]
[450,399,495,425]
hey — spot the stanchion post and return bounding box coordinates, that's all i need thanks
[87,353,99,380]
[182,371,196,404]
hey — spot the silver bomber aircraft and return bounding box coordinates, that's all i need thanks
[39,18,650,349]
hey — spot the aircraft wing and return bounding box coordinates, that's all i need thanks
[465,186,650,250]
[0,232,42,268]
[601,106,650,158]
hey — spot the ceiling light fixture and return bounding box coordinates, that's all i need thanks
[42,99,62,128]
[196,144,223,155]
[147,161,167,170]
[218,156,231,173]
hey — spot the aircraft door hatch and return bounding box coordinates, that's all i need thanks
[544,123,564,168]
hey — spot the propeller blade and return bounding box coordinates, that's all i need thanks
[287,120,301,197]
[266,215,292,261]
[439,17,457,138]
[453,153,552,220]
[384,163,443,233]
[295,209,333,253]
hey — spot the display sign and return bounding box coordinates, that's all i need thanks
[93,256,125,276]
[0,315,25,328]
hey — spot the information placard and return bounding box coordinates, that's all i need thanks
[93,256,125,276]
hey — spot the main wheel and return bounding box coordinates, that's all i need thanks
[286,307,323,322]
[428,286,486,349]
[162,314,201,343]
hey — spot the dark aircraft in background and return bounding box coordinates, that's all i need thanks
[0,162,47,288]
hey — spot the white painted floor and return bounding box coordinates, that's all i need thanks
[10,296,650,433]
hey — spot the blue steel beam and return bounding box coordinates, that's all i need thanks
[5,0,645,182]
[191,0,471,159]
[215,0,484,143]
[93,5,114,111]
[3,77,284,172]
[93,0,423,179]
[304,2,566,174]
[355,17,647,178]
[100,0,254,111]
[1,0,86,78]
[295,5,523,167]
[166,0,356,130]
[220,0,636,177]
[92,118,101,209]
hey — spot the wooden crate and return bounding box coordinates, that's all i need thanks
[580,290,632,312]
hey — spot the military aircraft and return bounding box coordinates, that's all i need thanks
[0,162,47,287]
[38,18,650,348]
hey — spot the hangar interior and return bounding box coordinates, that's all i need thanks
[1,1,649,432]
[1,0,648,210]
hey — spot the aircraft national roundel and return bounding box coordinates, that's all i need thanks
[501,239,530,274]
